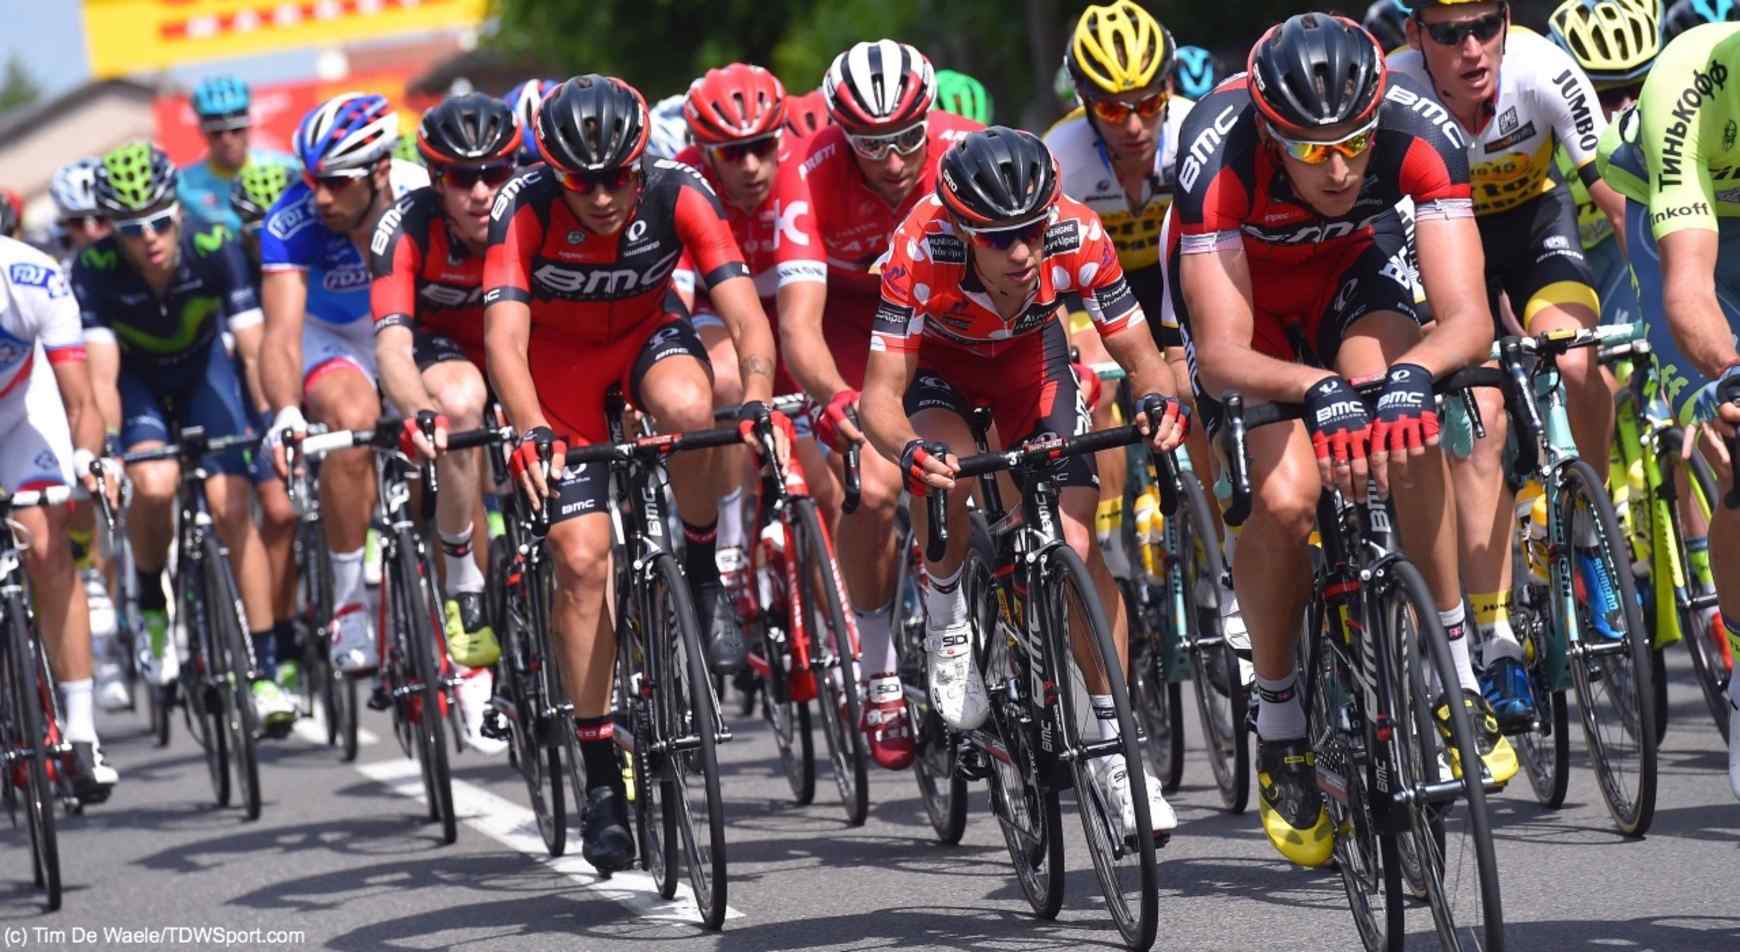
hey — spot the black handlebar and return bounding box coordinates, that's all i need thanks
[842,406,863,515]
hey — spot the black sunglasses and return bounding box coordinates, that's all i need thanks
[967,219,1047,250]
[708,136,779,163]
[1420,12,1506,47]
[441,163,516,190]
[557,166,639,193]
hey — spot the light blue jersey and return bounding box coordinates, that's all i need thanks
[177,148,299,233]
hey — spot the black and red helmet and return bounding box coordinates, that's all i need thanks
[1247,13,1388,134]
[418,93,522,167]
[936,127,1060,230]
[534,74,651,176]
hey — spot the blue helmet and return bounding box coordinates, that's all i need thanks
[503,78,561,165]
[1664,0,1739,42]
[1171,45,1223,100]
[293,92,399,175]
[191,75,251,120]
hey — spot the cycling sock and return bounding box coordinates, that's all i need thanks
[1096,498,1131,579]
[1469,590,1524,665]
[483,493,507,540]
[68,526,96,573]
[574,715,619,792]
[62,678,96,744]
[137,567,166,613]
[1441,603,1480,694]
[332,548,365,607]
[272,620,299,666]
[682,520,720,589]
[922,564,967,630]
[1091,694,1120,742]
[717,488,744,555]
[250,629,277,679]
[1254,673,1306,741]
[855,600,897,680]
[1687,537,1714,590]
[440,526,484,594]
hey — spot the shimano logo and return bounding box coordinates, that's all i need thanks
[531,247,682,299]
[322,266,370,293]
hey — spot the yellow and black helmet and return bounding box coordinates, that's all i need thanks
[1065,1,1176,100]
[1547,0,1661,88]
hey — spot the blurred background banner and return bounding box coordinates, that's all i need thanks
[83,0,488,79]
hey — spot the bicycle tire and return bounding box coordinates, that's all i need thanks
[794,499,868,826]
[611,587,675,894]
[977,556,1065,921]
[1127,576,1183,798]
[751,523,815,805]
[149,680,172,748]
[1389,558,1505,951]
[6,593,59,910]
[181,547,230,808]
[205,537,262,821]
[649,553,728,929]
[1510,568,1571,809]
[1660,432,1730,740]
[495,536,566,857]
[906,522,972,845]
[397,537,457,844]
[1048,544,1159,951]
[1176,473,1249,813]
[1557,459,1657,836]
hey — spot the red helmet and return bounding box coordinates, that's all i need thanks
[783,89,832,141]
[823,39,936,134]
[684,64,785,145]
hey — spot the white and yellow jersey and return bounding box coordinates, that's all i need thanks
[1044,96,1194,277]
[1388,29,1604,217]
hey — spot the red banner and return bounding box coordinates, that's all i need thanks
[154,67,441,167]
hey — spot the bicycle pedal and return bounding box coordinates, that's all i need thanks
[366,685,392,712]
[955,743,990,782]
[480,708,511,742]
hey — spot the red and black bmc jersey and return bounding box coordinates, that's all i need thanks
[1169,71,1473,268]
[369,187,487,364]
[481,159,749,350]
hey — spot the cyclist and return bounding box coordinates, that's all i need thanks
[503,78,560,166]
[230,161,306,705]
[1171,45,1224,101]
[934,69,994,124]
[73,142,296,735]
[370,93,522,755]
[1597,20,1740,797]
[862,126,1188,837]
[646,93,691,159]
[1365,0,1415,52]
[1168,13,1506,867]
[1392,0,1629,734]
[0,236,118,803]
[773,41,981,754]
[1047,1,1200,602]
[259,93,429,675]
[52,158,113,259]
[482,74,783,869]
[177,75,298,233]
[1662,0,1740,42]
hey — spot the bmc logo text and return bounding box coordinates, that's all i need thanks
[532,248,682,298]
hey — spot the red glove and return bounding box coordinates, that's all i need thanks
[737,406,797,453]
[1303,376,1372,470]
[398,412,448,458]
[814,388,859,451]
[899,439,946,496]
[1369,363,1439,456]
[509,426,566,483]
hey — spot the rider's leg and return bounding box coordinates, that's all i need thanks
[697,318,750,572]
[252,470,299,675]
[1526,293,1611,478]
[204,472,275,662]
[304,362,379,667]
[1069,319,1131,580]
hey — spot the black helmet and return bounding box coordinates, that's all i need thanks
[418,93,522,167]
[1248,13,1388,134]
[936,127,1060,230]
[534,74,650,178]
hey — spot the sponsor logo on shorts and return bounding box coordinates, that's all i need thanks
[1650,202,1711,226]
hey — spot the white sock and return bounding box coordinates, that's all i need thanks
[717,488,745,552]
[1254,673,1306,740]
[1479,616,1525,665]
[62,678,96,744]
[922,565,968,630]
[332,548,365,607]
[440,526,484,594]
[1091,694,1120,741]
[855,601,898,679]
[1440,603,1480,694]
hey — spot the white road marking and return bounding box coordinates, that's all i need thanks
[357,758,743,925]
[292,709,380,748]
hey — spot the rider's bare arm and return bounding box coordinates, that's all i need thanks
[483,299,547,434]
[260,269,308,414]
[1409,215,1495,377]
[1184,244,1334,402]
[1659,229,1738,378]
[708,274,778,405]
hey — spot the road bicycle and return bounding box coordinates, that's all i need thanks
[282,427,357,761]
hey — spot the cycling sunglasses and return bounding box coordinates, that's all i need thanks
[1419,12,1506,47]
[1089,91,1169,125]
[556,166,639,193]
[114,206,178,239]
[440,162,516,190]
[707,135,780,163]
[961,216,1048,250]
[199,112,252,134]
[845,123,927,160]
[1268,117,1381,165]
[305,168,370,192]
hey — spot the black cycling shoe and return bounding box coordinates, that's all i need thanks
[1255,736,1333,868]
[66,741,117,805]
[698,583,746,675]
[581,784,636,874]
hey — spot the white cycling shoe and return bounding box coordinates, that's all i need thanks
[330,603,379,674]
[457,667,507,755]
[926,622,988,730]
[1090,752,1177,841]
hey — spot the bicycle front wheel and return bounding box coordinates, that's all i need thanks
[395,537,457,845]
[903,519,971,845]
[794,498,868,826]
[1176,473,1249,813]
[1556,459,1657,836]
[5,595,58,909]
[205,537,262,821]
[496,536,566,857]
[1049,544,1159,951]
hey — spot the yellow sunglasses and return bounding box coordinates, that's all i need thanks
[1268,118,1380,165]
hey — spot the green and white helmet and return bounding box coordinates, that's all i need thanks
[93,141,178,216]
[230,161,294,226]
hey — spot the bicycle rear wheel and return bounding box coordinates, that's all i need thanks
[397,538,457,845]
[1510,586,1570,809]
[1661,433,1730,740]
[1050,544,1159,951]
[497,537,565,857]
[612,579,676,895]
[5,595,59,910]
[750,525,815,805]
[1556,459,1657,836]
[1389,559,1504,951]
[904,522,970,845]
[206,538,262,821]
[1176,474,1249,813]
[1128,578,1183,798]
[795,499,867,826]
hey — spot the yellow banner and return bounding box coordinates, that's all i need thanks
[83,0,488,79]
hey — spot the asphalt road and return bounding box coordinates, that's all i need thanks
[1,650,1736,952]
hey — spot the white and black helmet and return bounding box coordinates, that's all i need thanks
[823,39,937,135]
